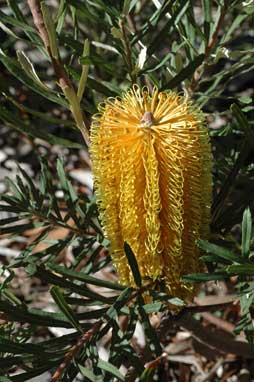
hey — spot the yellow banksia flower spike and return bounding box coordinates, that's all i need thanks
[90,85,212,300]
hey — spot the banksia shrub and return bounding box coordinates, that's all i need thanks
[90,86,212,300]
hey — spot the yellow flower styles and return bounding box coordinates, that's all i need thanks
[90,86,212,300]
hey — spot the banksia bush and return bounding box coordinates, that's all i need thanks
[2,1,254,380]
[91,86,212,300]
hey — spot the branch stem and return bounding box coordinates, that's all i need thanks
[27,0,90,146]
[190,3,227,92]
[120,18,137,85]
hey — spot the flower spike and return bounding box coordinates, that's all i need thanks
[90,86,212,300]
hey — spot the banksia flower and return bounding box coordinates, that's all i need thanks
[90,86,212,300]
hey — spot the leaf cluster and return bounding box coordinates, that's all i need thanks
[184,207,254,343]
[0,158,179,381]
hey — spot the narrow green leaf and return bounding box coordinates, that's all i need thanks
[239,96,252,104]
[138,301,162,356]
[0,106,81,148]
[124,242,142,287]
[167,297,185,307]
[142,302,164,314]
[5,177,24,201]
[0,216,19,226]
[122,0,138,15]
[161,54,205,90]
[17,50,48,90]
[242,207,252,257]
[55,0,67,33]
[35,267,115,303]
[202,0,211,42]
[4,94,74,127]
[97,359,125,381]
[0,10,37,34]
[0,55,67,107]
[182,272,228,282]
[41,2,59,59]
[87,77,119,96]
[105,288,133,321]
[0,300,73,328]
[231,103,254,150]
[200,254,221,263]
[78,365,99,382]
[226,264,254,275]
[49,263,125,291]
[148,0,190,56]
[79,54,115,75]
[131,0,175,45]
[197,239,241,263]
[0,377,12,382]
[0,336,46,355]
[56,157,70,193]
[51,286,83,332]
[0,221,45,236]
[4,2,42,46]
[7,363,59,382]
[77,39,90,102]
[0,356,23,369]
[144,52,172,73]
[222,13,248,43]
[202,0,211,22]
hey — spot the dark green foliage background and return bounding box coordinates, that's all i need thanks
[0,0,254,380]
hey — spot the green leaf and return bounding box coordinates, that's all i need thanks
[0,336,47,355]
[0,377,12,382]
[221,13,248,43]
[105,288,133,321]
[0,300,74,328]
[182,272,228,282]
[200,254,221,263]
[242,207,252,257]
[143,52,172,73]
[0,221,45,236]
[48,263,125,291]
[226,264,254,275]
[0,10,37,34]
[35,267,115,304]
[239,96,252,104]
[131,0,175,45]
[148,0,190,56]
[142,302,164,314]
[97,359,125,381]
[0,54,67,107]
[202,0,211,42]
[0,106,82,148]
[41,2,59,59]
[55,0,67,34]
[124,242,142,287]
[7,363,59,382]
[122,0,139,15]
[167,297,185,307]
[50,286,83,332]
[77,39,90,102]
[87,77,119,96]
[138,301,161,356]
[16,50,48,90]
[161,54,205,90]
[231,103,254,149]
[78,365,100,382]
[4,94,74,126]
[197,239,241,263]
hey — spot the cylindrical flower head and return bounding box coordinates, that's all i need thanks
[90,86,212,300]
